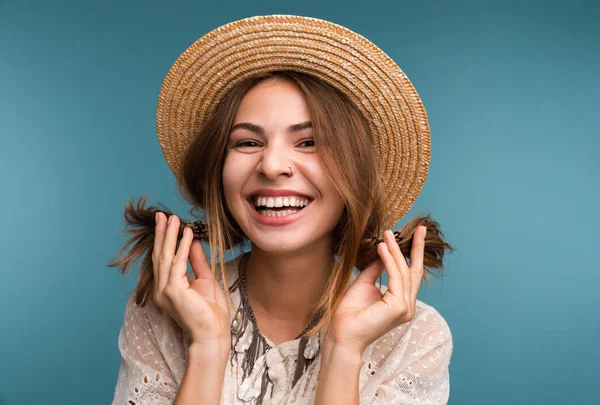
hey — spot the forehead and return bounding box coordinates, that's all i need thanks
[233,78,310,123]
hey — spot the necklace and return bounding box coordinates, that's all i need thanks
[234,252,323,404]
[239,252,322,348]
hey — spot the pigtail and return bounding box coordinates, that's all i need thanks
[109,195,453,313]
[106,195,210,307]
[355,214,455,285]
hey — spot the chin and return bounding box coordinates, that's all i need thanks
[249,235,309,254]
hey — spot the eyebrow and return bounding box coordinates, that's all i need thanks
[230,121,313,135]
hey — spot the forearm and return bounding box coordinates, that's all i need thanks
[174,342,230,405]
[314,335,363,405]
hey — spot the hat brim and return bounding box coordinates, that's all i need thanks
[156,14,430,230]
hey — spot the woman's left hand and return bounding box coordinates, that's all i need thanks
[326,226,427,355]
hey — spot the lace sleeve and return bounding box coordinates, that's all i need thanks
[112,296,181,404]
[360,303,453,405]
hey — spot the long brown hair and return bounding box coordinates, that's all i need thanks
[107,70,455,338]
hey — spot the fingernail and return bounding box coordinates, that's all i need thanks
[168,215,173,225]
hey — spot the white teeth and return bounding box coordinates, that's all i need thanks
[253,195,310,208]
[259,209,300,217]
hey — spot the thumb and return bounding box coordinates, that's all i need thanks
[188,239,214,281]
[356,258,385,285]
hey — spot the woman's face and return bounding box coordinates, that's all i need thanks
[222,77,345,255]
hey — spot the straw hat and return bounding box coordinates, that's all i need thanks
[156,14,430,230]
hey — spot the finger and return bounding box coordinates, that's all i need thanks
[385,230,411,303]
[189,237,213,281]
[355,258,385,286]
[410,226,427,303]
[378,237,404,300]
[170,226,194,284]
[153,212,168,291]
[159,214,179,289]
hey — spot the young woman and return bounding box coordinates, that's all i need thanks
[109,15,455,405]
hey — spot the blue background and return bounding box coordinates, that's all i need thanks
[1,0,598,404]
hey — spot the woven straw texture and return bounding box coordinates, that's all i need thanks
[156,14,430,230]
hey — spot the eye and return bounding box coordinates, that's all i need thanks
[299,139,316,148]
[235,140,259,148]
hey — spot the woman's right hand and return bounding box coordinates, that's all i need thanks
[152,212,231,351]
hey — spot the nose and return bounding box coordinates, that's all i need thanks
[257,139,294,180]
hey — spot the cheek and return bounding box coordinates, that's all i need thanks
[222,156,253,212]
[222,159,239,203]
[320,176,346,213]
[308,163,342,200]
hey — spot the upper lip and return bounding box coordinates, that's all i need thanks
[248,188,313,200]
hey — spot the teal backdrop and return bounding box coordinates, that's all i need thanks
[1,0,598,404]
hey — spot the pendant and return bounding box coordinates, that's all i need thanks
[238,354,267,401]
[235,321,254,353]
[303,333,320,359]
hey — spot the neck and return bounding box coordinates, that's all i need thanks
[243,243,333,329]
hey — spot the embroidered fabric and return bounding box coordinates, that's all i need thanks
[112,257,453,404]
[112,291,184,404]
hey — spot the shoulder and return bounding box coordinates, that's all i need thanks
[358,292,453,398]
[119,294,190,387]
[412,300,453,348]
[358,296,453,402]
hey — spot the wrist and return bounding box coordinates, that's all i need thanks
[323,331,366,357]
[188,339,231,363]
[322,333,364,363]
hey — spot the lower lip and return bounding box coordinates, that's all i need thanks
[247,198,310,226]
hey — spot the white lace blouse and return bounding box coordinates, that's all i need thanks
[112,257,453,404]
